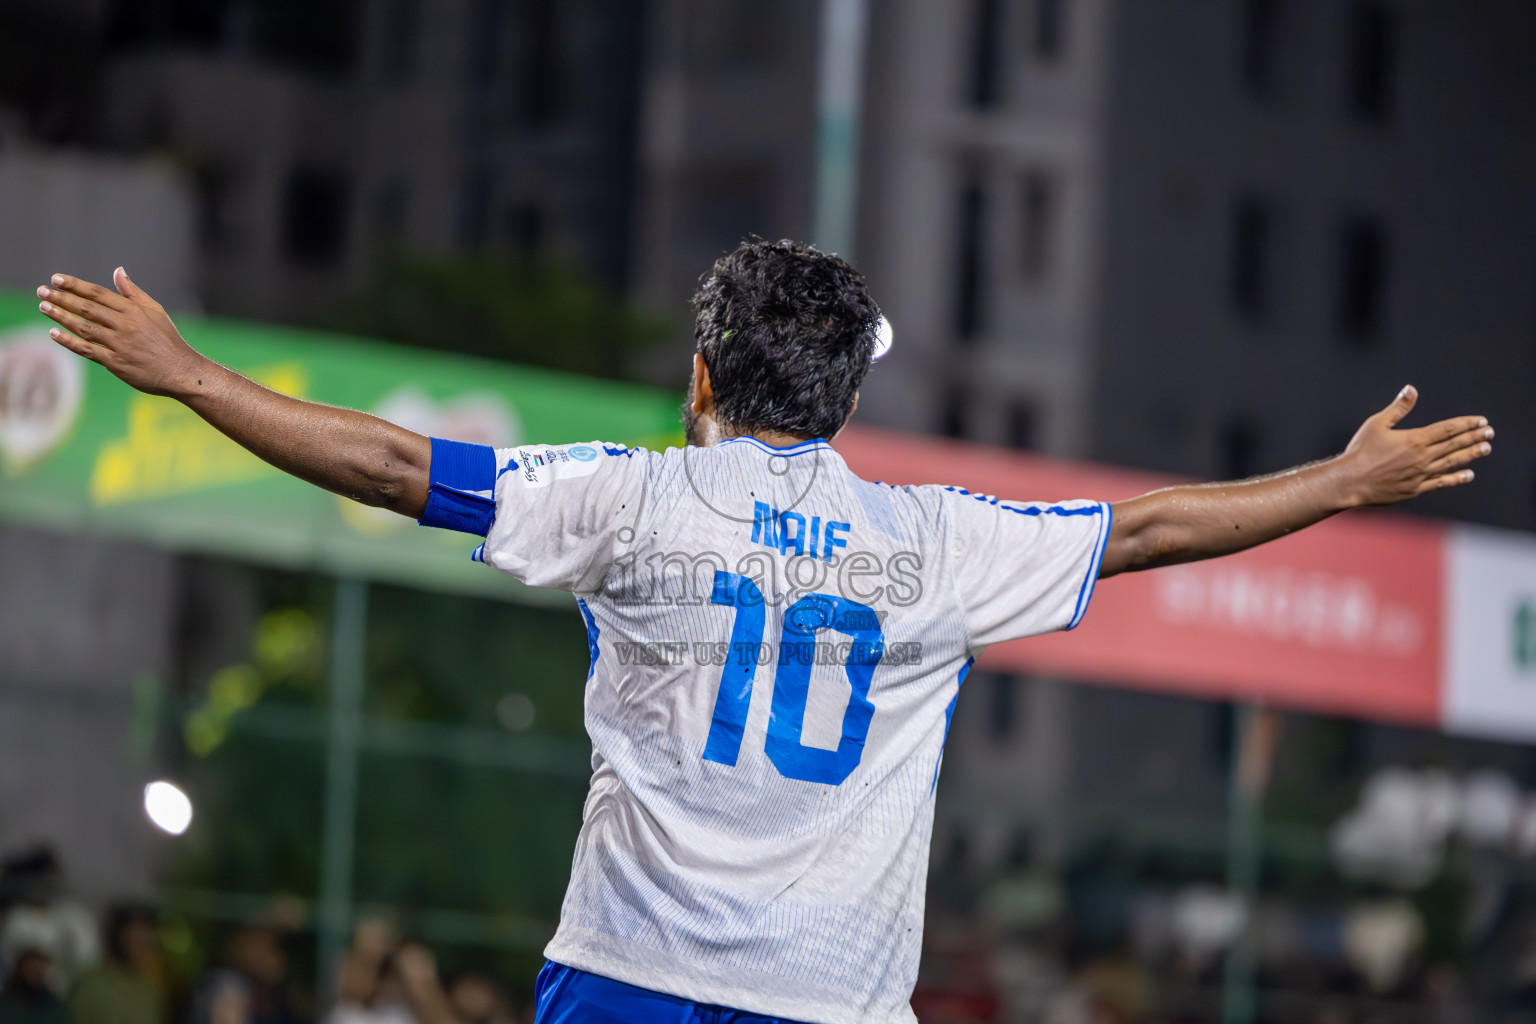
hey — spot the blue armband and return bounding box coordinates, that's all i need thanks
[418,438,497,536]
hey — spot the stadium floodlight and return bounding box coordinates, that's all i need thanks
[143,780,193,835]
[873,316,893,360]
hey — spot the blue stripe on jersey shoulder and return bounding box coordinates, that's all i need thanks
[943,485,1105,518]
[1003,503,1103,517]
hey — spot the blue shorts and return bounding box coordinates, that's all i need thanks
[534,961,810,1024]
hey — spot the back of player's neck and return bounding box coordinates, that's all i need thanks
[730,430,817,449]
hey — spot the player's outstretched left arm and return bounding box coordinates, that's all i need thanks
[37,270,431,517]
[1099,387,1492,578]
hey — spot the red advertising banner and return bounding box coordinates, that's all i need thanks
[835,425,1447,725]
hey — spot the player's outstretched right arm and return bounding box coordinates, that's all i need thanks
[1098,386,1491,578]
[37,269,430,518]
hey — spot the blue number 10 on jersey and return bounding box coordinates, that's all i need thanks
[703,570,885,786]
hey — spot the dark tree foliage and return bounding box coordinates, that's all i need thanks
[339,253,670,382]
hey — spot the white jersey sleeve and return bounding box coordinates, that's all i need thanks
[939,487,1112,647]
[477,441,650,593]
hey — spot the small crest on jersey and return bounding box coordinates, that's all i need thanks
[517,443,604,489]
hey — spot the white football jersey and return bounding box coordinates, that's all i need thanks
[461,435,1110,1023]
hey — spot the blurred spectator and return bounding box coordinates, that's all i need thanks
[190,927,305,1024]
[0,847,97,997]
[68,904,165,1024]
[445,974,514,1024]
[326,919,456,1024]
[390,945,455,1024]
[0,949,71,1024]
[329,918,412,1024]
[331,919,396,1021]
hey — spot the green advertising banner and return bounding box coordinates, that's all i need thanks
[0,292,684,602]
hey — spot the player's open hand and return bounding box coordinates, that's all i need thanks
[1339,386,1492,506]
[37,268,208,397]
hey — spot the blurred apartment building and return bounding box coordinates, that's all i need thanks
[0,0,641,897]
[0,143,198,311]
[626,0,1536,871]
[625,0,1536,869]
[624,0,1536,533]
[22,0,646,323]
[625,0,821,333]
[852,0,1536,536]
[850,0,1536,871]
[5,0,1530,528]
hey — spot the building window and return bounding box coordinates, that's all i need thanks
[1229,195,1273,321]
[1007,400,1037,450]
[967,0,1005,110]
[1239,0,1281,100]
[955,177,989,342]
[281,166,350,267]
[457,167,494,251]
[682,165,770,273]
[1336,215,1390,344]
[254,0,358,78]
[1032,0,1066,61]
[505,203,546,254]
[1019,170,1056,281]
[106,0,222,47]
[466,0,502,88]
[379,0,418,83]
[684,0,776,70]
[193,163,235,251]
[939,386,971,440]
[1210,702,1237,773]
[989,674,1020,742]
[515,0,561,125]
[463,0,500,88]
[1220,415,1262,479]
[372,181,409,247]
[1345,0,1397,124]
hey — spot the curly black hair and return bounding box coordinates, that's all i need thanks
[690,239,880,441]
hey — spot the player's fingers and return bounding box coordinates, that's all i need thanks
[35,285,120,328]
[1377,385,1417,427]
[47,326,106,364]
[113,266,161,309]
[47,273,131,312]
[38,300,115,346]
[1418,415,1488,445]
[1426,441,1492,476]
[1424,424,1493,461]
[1414,469,1475,495]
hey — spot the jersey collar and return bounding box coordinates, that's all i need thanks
[718,435,833,456]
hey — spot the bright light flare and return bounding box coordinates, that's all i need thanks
[872,316,894,360]
[144,780,193,835]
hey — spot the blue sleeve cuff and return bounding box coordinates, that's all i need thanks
[418,437,497,536]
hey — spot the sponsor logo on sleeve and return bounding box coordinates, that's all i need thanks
[517,443,605,489]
